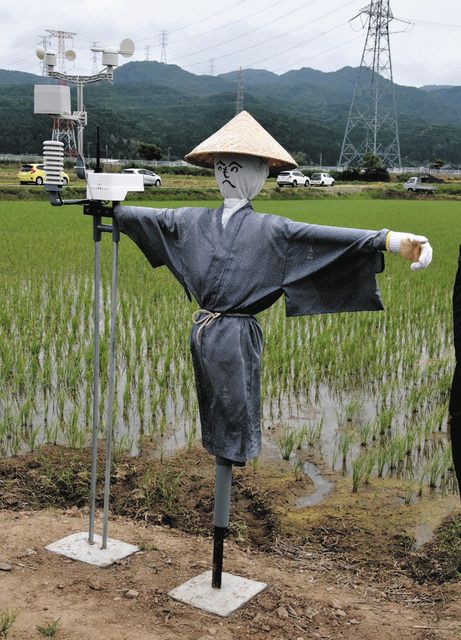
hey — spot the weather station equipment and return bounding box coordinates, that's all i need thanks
[35,38,145,567]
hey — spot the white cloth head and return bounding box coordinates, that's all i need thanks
[214,154,269,227]
[214,154,269,200]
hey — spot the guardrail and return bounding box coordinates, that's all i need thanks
[2,154,461,176]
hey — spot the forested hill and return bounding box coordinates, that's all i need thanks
[1,61,461,165]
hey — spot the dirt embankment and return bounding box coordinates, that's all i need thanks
[0,445,460,640]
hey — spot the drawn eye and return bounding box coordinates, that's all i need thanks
[230,166,239,172]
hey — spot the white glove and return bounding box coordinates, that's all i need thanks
[387,231,433,271]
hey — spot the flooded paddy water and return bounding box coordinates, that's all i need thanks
[1,199,460,513]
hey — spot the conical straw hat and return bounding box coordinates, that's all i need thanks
[185,110,297,171]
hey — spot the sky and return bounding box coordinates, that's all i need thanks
[2,0,460,87]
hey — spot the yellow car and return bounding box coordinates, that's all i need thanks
[18,163,69,186]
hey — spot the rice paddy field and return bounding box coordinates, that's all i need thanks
[0,197,459,501]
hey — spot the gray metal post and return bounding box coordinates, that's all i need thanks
[88,218,101,544]
[76,82,84,157]
[101,224,119,549]
[212,458,232,588]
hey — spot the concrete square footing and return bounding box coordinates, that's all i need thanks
[45,532,139,567]
[169,570,267,616]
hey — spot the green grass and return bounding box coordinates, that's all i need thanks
[0,199,459,493]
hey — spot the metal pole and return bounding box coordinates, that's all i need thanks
[88,217,101,543]
[76,82,84,157]
[212,458,232,588]
[101,221,120,549]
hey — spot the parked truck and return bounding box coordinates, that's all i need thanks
[404,177,436,194]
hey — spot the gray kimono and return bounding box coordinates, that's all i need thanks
[114,203,387,463]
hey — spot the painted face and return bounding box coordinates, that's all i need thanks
[215,159,243,190]
[214,154,269,200]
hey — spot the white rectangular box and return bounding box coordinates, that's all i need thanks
[86,172,144,201]
[34,85,71,116]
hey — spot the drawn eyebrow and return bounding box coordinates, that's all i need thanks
[228,161,243,169]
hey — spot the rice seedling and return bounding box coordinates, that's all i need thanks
[351,453,368,492]
[293,458,304,481]
[332,430,355,471]
[358,420,373,447]
[345,398,363,422]
[295,425,308,450]
[277,427,297,460]
[403,480,417,505]
[0,199,458,496]
[185,422,197,450]
[306,416,325,447]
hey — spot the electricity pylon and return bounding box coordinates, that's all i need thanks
[338,1,402,168]
[235,67,244,115]
[159,31,168,63]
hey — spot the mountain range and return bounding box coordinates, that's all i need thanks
[1,61,460,165]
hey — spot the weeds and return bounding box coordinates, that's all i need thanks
[0,610,17,639]
[36,618,61,638]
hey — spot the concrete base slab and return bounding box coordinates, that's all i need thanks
[45,532,139,567]
[169,570,267,616]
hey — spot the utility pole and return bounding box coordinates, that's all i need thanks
[210,58,215,76]
[159,30,168,64]
[145,45,151,61]
[235,66,244,115]
[338,1,402,168]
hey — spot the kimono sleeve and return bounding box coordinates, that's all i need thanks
[282,219,388,316]
[114,205,191,299]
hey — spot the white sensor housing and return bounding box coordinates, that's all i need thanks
[43,140,65,186]
[86,173,144,201]
[102,48,118,68]
[45,51,57,67]
[34,85,71,116]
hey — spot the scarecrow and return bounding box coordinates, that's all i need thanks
[113,111,433,587]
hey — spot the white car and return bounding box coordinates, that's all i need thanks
[122,168,162,187]
[276,170,310,188]
[310,172,335,187]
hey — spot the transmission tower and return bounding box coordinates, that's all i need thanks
[338,1,401,168]
[90,41,99,75]
[46,30,78,157]
[51,117,78,158]
[210,58,215,76]
[235,67,244,115]
[145,45,151,61]
[159,30,168,63]
[37,35,51,75]
[46,29,77,73]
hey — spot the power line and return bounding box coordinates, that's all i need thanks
[171,0,318,63]
[270,34,363,73]
[134,0,248,43]
[169,0,285,46]
[182,0,360,70]
[403,18,461,31]
[245,7,360,69]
